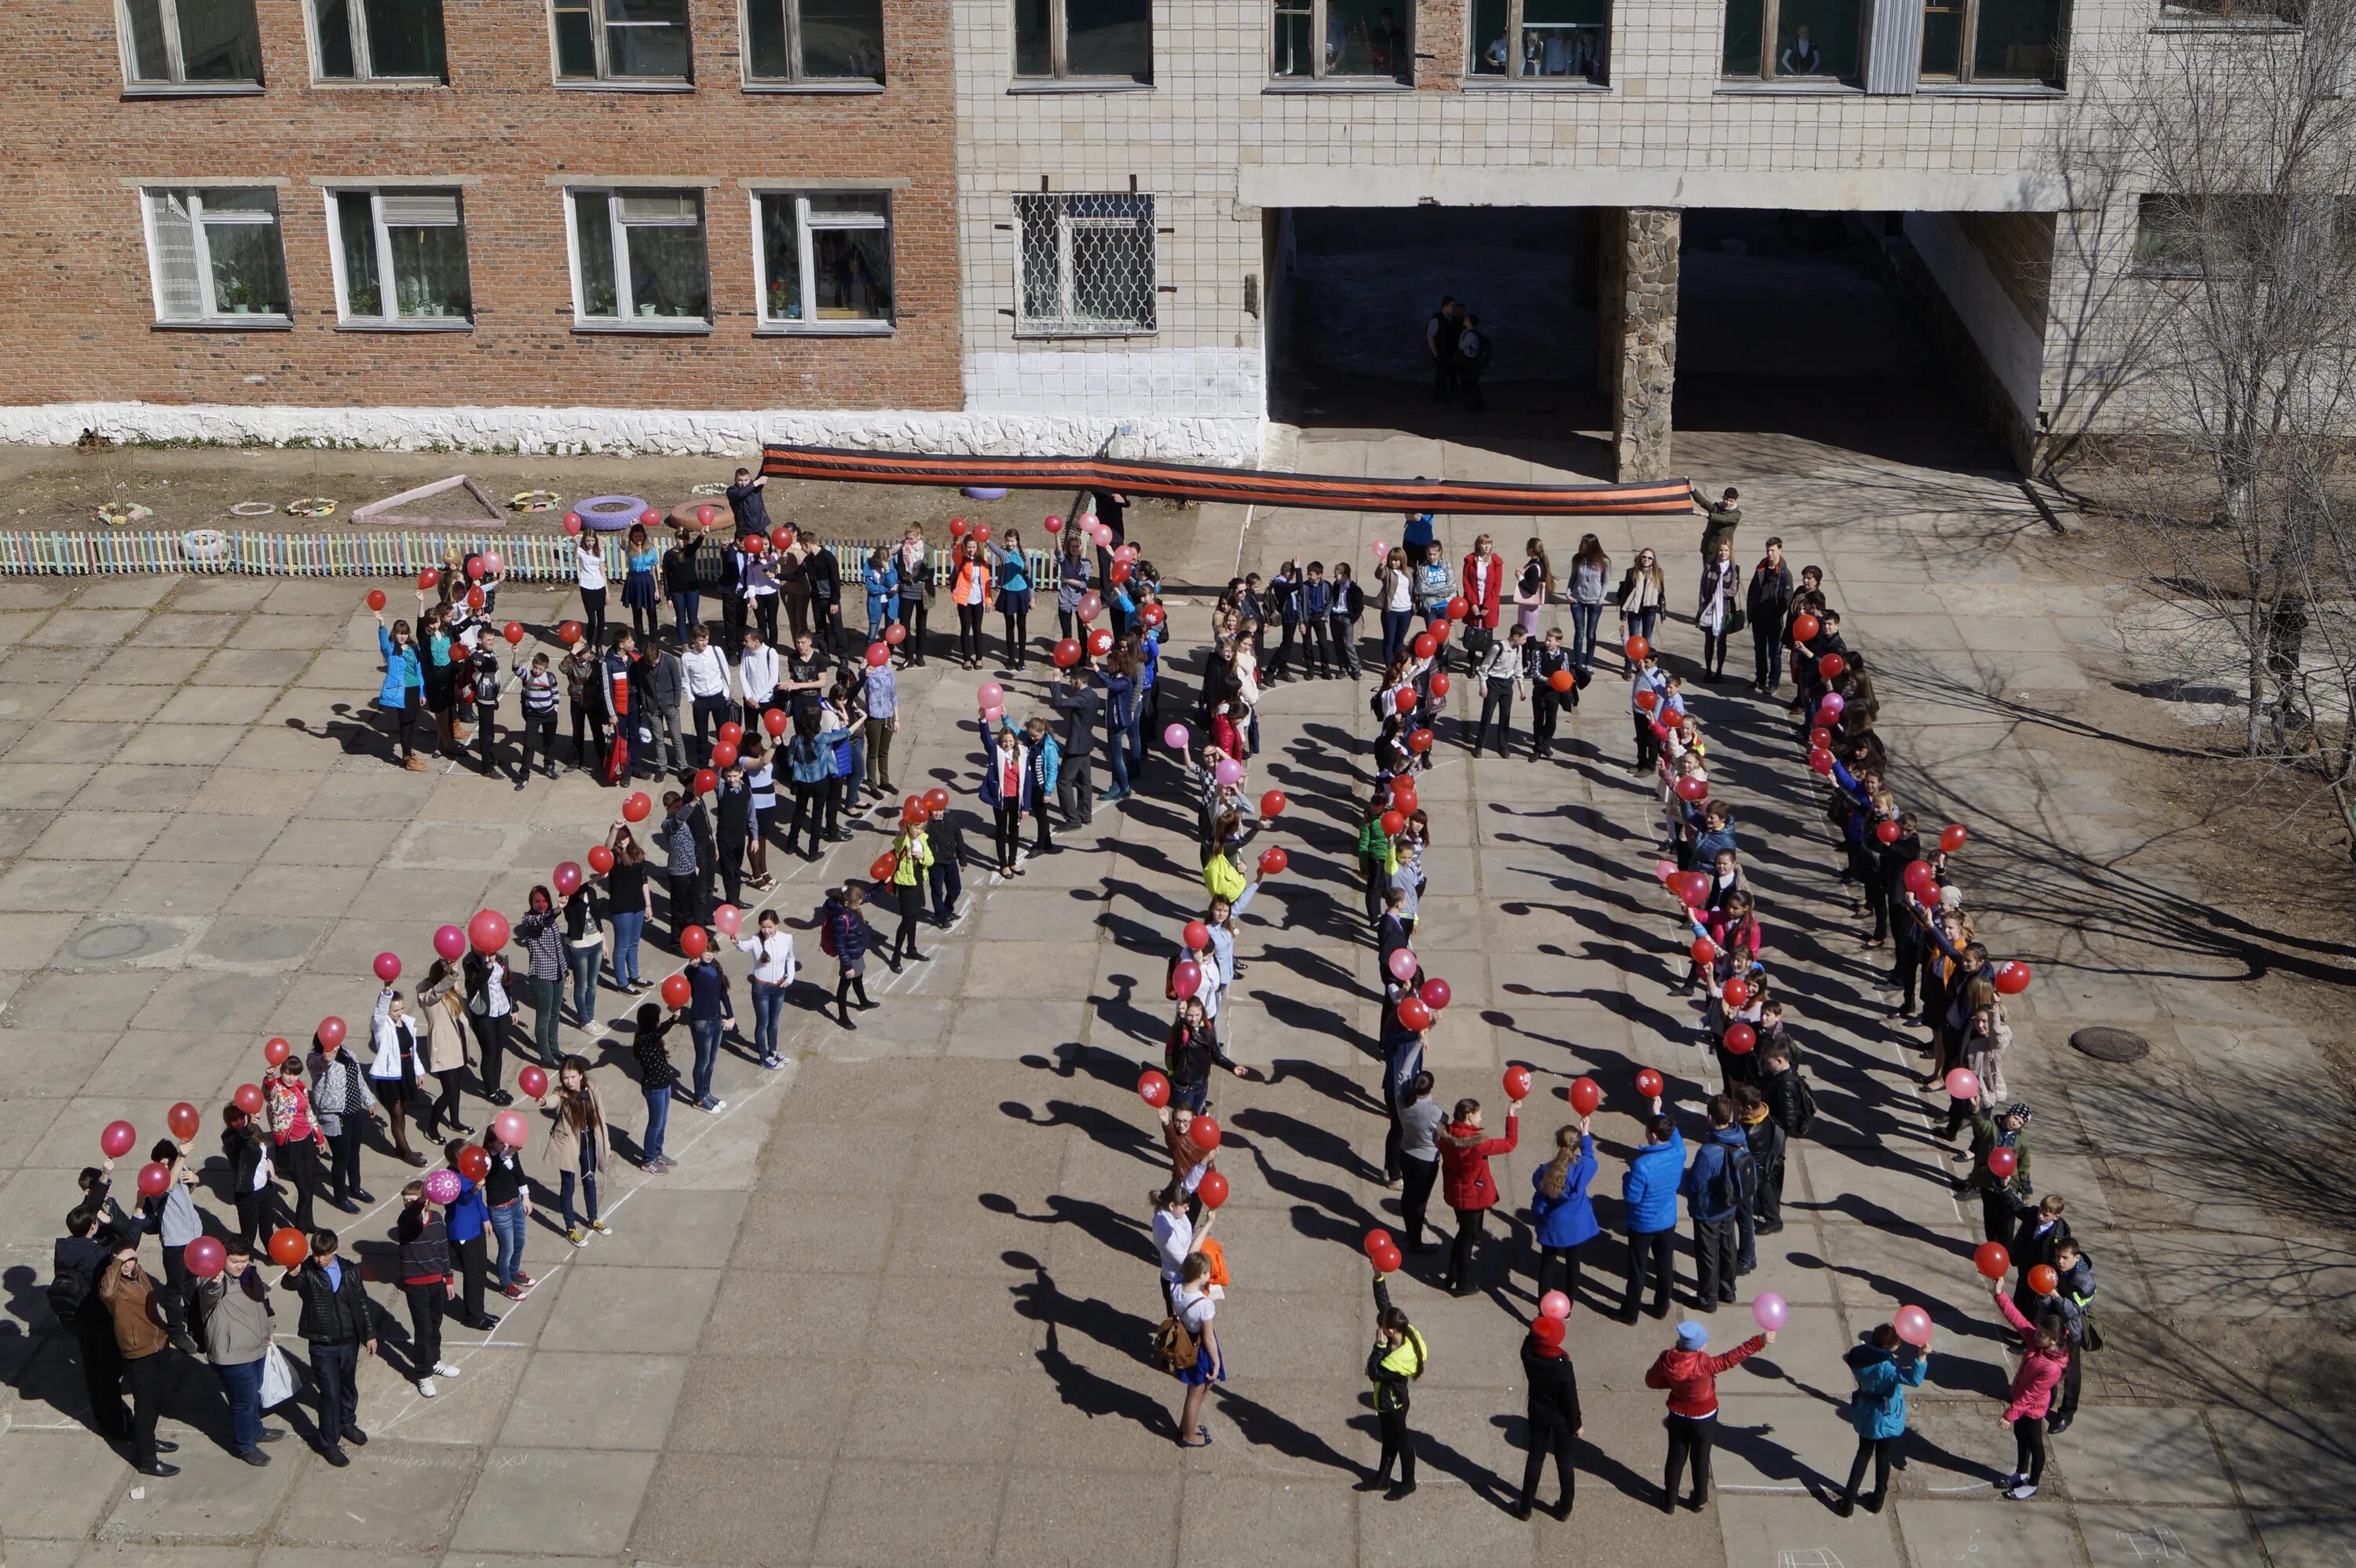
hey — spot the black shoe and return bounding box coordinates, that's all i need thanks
[257,1426,286,1443]
[1511,1499,1533,1520]
[331,1198,360,1215]
[341,1425,368,1447]
[1355,1477,1389,1493]
[351,1187,375,1204]
[488,1089,514,1106]
[1384,1481,1417,1501]
[1864,1491,1886,1514]
[1757,1220,1784,1235]
[1619,1304,1641,1324]
[169,1335,202,1357]
[135,1461,180,1478]
[1835,1495,1855,1518]
[153,1439,179,1454]
[321,1446,349,1467]
[2046,1416,2072,1435]
[238,1448,271,1467]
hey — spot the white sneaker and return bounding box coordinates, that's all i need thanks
[433,1362,461,1379]
[703,1098,727,1114]
[2004,1484,2038,1500]
[417,1377,438,1398]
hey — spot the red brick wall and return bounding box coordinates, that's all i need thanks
[0,0,962,411]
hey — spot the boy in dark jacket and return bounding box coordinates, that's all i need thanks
[395,1181,461,1398]
[280,1228,374,1466]
[53,1204,130,1442]
[1515,1315,1582,1519]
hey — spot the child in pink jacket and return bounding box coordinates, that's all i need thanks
[1992,1281,2071,1500]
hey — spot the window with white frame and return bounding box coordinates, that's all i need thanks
[551,0,692,82]
[1469,0,1608,81]
[312,0,448,81]
[329,189,473,323]
[1919,0,2066,86]
[1271,0,1411,80]
[568,188,711,325]
[141,188,290,323]
[119,0,263,88]
[756,192,894,328]
[1015,192,1155,336]
[1015,0,1152,83]
[744,0,885,82]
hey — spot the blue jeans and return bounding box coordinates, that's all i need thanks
[567,943,601,1026]
[489,1197,526,1288]
[1570,601,1603,671]
[216,1355,264,1453]
[750,981,787,1060]
[642,1086,671,1162]
[559,1167,599,1230]
[1106,730,1130,794]
[1381,609,1414,666]
[1121,718,1144,781]
[610,912,645,987]
[1626,606,1661,652]
[671,591,701,642]
[690,1017,722,1104]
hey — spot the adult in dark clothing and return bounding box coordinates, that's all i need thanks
[1515,1316,1582,1519]
[1875,815,1924,963]
[97,1244,177,1475]
[803,534,844,655]
[726,468,771,535]
[1426,296,1464,405]
[927,805,966,928]
[713,768,752,910]
[1754,1047,1805,1233]
[1745,539,1794,695]
[281,1229,375,1466]
[661,529,704,645]
[1048,667,1103,828]
[53,1205,129,1442]
[686,792,719,923]
[223,1115,296,1249]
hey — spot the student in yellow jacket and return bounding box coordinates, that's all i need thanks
[1365,1269,1429,1500]
[885,823,935,970]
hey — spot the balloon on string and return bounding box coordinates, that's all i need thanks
[693,768,718,796]
[660,974,692,1007]
[1875,820,1903,846]
[1993,961,2032,996]
[869,853,896,883]
[1725,1023,1757,1054]
[866,643,891,667]
[1893,1304,1933,1347]
[168,1102,200,1141]
[763,707,788,736]
[1386,948,1418,982]
[923,787,951,815]
[1055,638,1082,667]
[1380,809,1405,835]
[374,949,404,982]
[1806,747,1835,775]
[1723,976,1751,1009]
[466,587,485,610]
[1141,603,1165,630]
[468,909,510,953]
[558,620,584,646]
[1941,824,1970,853]
[563,513,584,536]
[1974,1241,2011,1279]
[1257,847,1288,876]
[1419,978,1451,1011]
[518,1065,549,1098]
[1413,632,1438,660]
[233,1083,264,1115]
[483,553,506,579]
[1538,1290,1571,1321]
[1531,1315,1564,1348]
[553,861,585,897]
[1751,1291,1788,1331]
[1110,561,1132,585]
[1137,1069,1170,1108]
[1198,1171,1231,1209]
[1173,959,1202,1000]
[2027,1264,2059,1296]
[1624,634,1651,661]
[1364,1228,1397,1264]
[717,721,744,747]
[623,792,653,822]
[1183,920,1212,951]
[587,845,616,875]
[1634,1068,1665,1098]
[492,1109,529,1147]
[269,1226,309,1266]
[365,589,387,612]
[704,904,740,938]
[1187,1115,1220,1152]
[1675,872,1712,908]
[1088,628,1114,656]
[1077,591,1103,621]
[456,1144,492,1182]
[1446,596,1469,621]
[1808,726,1833,750]
[1407,727,1435,753]
[1549,669,1575,693]
[1397,997,1433,1031]
[1043,514,1063,533]
[1655,860,1679,884]
[681,925,710,959]
[1820,692,1847,717]
[1987,1146,2019,1179]
[101,1120,137,1158]
[1568,1077,1602,1116]
[1502,1064,1533,1098]
[1945,1068,1981,1101]
[884,621,907,645]
[264,1036,291,1066]
[423,1168,461,1205]
[503,621,526,646]
[1690,936,1717,967]
[137,1161,170,1197]
[1371,539,1389,558]
[978,682,1004,710]
[1791,612,1821,644]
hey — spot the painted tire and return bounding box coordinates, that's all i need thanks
[181,528,229,561]
[962,487,1008,501]
[508,490,562,513]
[576,495,649,534]
[284,497,337,517]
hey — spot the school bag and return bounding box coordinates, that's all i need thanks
[1153,1309,1198,1374]
[45,1255,90,1327]
[1712,1146,1757,1215]
[1790,1073,1819,1140]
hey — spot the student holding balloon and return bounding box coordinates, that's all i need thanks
[1528,1120,1599,1310]
[196,1237,285,1465]
[1835,1323,1926,1515]
[1514,1313,1582,1519]
[1363,1268,1429,1500]
[139,1136,205,1354]
[1989,1277,2071,1500]
[1959,1102,2034,1242]
[1436,1087,1523,1297]
[98,1241,178,1475]
[1645,1316,1772,1512]
[280,1227,375,1467]
[396,1176,464,1398]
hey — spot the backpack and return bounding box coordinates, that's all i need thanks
[46,1257,90,1327]
[472,660,502,706]
[1790,1073,1819,1140]
[818,905,837,958]
[1712,1147,1757,1214]
[1153,1310,1198,1374]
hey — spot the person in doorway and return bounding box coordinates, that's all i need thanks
[1425,297,1465,405]
[1456,313,1492,411]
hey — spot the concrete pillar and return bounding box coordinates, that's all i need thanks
[1602,207,1681,481]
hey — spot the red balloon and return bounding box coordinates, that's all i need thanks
[498,621,522,647]
[374,951,402,982]
[263,1036,291,1066]
[1393,689,1417,714]
[101,1120,137,1158]
[712,742,739,769]
[1407,728,1434,753]
[1182,919,1212,951]
[1725,1023,1757,1054]
[693,768,718,796]
[167,1102,199,1141]
[1808,726,1833,751]
[1636,689,1659,712]
[1446,596,1469,621]
[1675,872,1711,908]
[1429,672,1451,699]
[1364,1227,1396,1264]
[1259,790,1287,818]
[1257,847,1288,876]
[563,512,584,535]
[1371,1240,1402,1274]
[365,589,386,612]
[1634,1068,1665,1098]
[1418,978,1451,1011]
[1806,747,1834,775]
[869,853,897,883]
[1397,997,1433,1032]
[269,1226,309,1267]
[559,619,584,646]
[2027,1264,2059,1296]
[718,721,744,747]
[1674,774,1709,802]
[1818,652,1846,680]
[949,517,968,537]
[681,925,710,959]
[660,974,692,1008]
[185,1237,226,1279]
[639,508,663,528]
[1412,632,1438,660]
[763,707,788,737]
[1137,1069,1170,1108]
[1690,936,1717,967]
[1087,628,1114,657]
[1141,604,1166,630]
[924,788,951,814]
[1941,824,1970,853]
[417,567,440,591]
[492,1109,529,1148]
[1502,1064,1533,1099]
[466,587,485,610]
[1549,669,1575,693]
[518,1065,549,1098]
[456,1145,491,1182]
[137,1161,170,1197]
[232,1083,264,1115]
[1994,961,2032,996]
[1110,560,1132,584]
[866,642,891,667]
[1722,976,1751,1009]
[622,792,653,822]
[1187,1115,1220,1152]
[1054,638,1083,667]
[467,910,509,955]
[1974,1241,2011,1280]
[1902,860,1937,898]
[587,845,616,874]
[466,557,487,581]
[1198,1170,1230,1210]
[1791,612,1821,644]
[770,527,796,554]
[1380,810,1405,835]
[1568,1077,1602,1117]
[1987,1146,2019,1179]
[1875,820,1903,845]
[745,535,770,556]
[553,861,584,896]
[884,621,907,645]
[1624,635,1650,660]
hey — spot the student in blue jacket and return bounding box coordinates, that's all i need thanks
[862,548,898,638]
[1618,1100,1684,1322]
[1836,1325,1927,1516]
[374,610,427,771]
[437,1142,498,1332]
[1528,1120,1600,1308]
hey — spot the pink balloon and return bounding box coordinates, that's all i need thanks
[492,1109,529,1147]
[1538,1290,1571,1321]
[1371,539,1389,558]
[423,1168,461,1204]
[1077,591,1103,621]
[373,952,401,983]
[1944,1068,1980,1101]
[1385,948,1418,982]
[1752,1291,1788,1331]
[1164,723,1191,751]
[1820,693,1847,716]
[433,925,466,962]
[1893,1304,1933,1347]
[1213,758,1242,788]
[1173,959,1202,999]
[977,682,1005,710]
[1655,860,1678,884]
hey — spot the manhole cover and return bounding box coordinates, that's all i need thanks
[2070,1026,2150,1062]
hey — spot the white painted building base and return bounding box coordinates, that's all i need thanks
[0,401,1268,468]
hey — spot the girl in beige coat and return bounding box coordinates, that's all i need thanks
[540,1054,613,1246]
[417,960,474,1141]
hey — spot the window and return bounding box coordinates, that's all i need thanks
[745,0,884,83]
[568,188,710,325]
[1921,0,2065,86]
[141,188,290,324]
[1015,192,1155,335]
[2133,194,2285,276]
[312,0,448,81]
[1271,0,1410,81]
[1015,0,1151,83]
[328,189,473,324]
[2159,0,2301,20]
[1721,0,1858,79]
[755,192,894,329]
[1469,0,1608,81]
[119,0,262,88]
[551,0,692,82]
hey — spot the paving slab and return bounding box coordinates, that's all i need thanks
[447,1448,657,1556]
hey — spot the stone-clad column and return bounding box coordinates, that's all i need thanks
[1603,207,1681,481]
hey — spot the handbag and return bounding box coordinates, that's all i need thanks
[258,1342,297,1409]
[1153,1311,1198,1373]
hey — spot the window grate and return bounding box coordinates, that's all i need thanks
[1015,192,1156,335]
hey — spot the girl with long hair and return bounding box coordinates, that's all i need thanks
[1528,1119,1599,1307]
[540,1054,613,1246]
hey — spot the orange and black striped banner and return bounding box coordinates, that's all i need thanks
[759,444,1696,518]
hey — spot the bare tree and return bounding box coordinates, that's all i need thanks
[2043,0,2356,858]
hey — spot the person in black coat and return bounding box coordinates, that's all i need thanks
[1515,1316,1582,1519]
[803,533,844,655]
[53,1204,130,1441]
[927,806,966,928]
[1048,667,1103,828]
[1744,540,1794,695]
[280,1228,375,1465]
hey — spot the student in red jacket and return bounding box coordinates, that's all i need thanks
[1644,1319,1773,1511]
[1436,1092,1521,1296]
[1460,535,1505,667]
[1992,1281,2071,1500]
